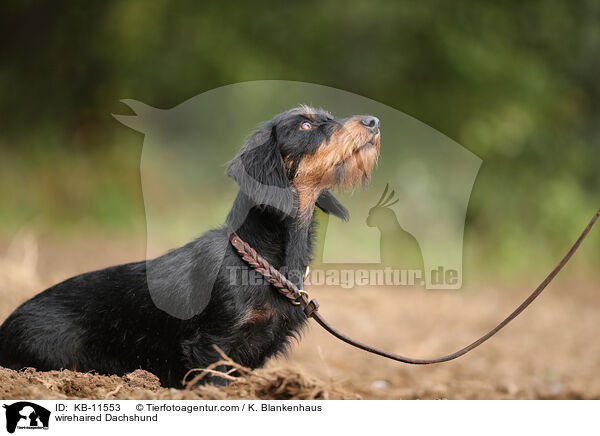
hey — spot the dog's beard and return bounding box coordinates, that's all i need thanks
[333,138,380,190]
[293,127,380,220]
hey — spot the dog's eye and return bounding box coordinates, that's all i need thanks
[301,121,313,130]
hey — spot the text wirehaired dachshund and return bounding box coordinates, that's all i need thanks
[0,106,381,387]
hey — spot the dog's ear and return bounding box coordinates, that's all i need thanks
[316,189,349,221]
[227,122,295,215]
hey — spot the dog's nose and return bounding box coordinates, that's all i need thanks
[360,116,380,134]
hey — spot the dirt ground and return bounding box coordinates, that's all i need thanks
[1,233,599,400]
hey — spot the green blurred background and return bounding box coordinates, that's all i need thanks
[0,0,598,278]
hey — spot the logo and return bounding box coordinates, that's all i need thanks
[113,81,481,318]
[2,402,50,434]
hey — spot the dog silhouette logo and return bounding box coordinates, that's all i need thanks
[114,81,482,301]
[2,402,50,433]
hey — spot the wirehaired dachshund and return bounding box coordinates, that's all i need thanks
[0,106,381,387]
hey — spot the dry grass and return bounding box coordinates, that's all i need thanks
[1,233,599,400]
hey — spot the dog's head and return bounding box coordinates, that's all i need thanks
[227,105,380,224]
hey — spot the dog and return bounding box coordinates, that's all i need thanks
[0,106,380,387]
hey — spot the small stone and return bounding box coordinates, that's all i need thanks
[371,380,389,390]
[549,382,564,395]
[497,381,519,395]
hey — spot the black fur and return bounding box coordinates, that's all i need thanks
[0,107,364,387]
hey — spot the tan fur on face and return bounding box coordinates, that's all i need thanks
[293,117,380,222]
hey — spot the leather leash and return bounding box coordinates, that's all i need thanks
[229,208,600,364]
